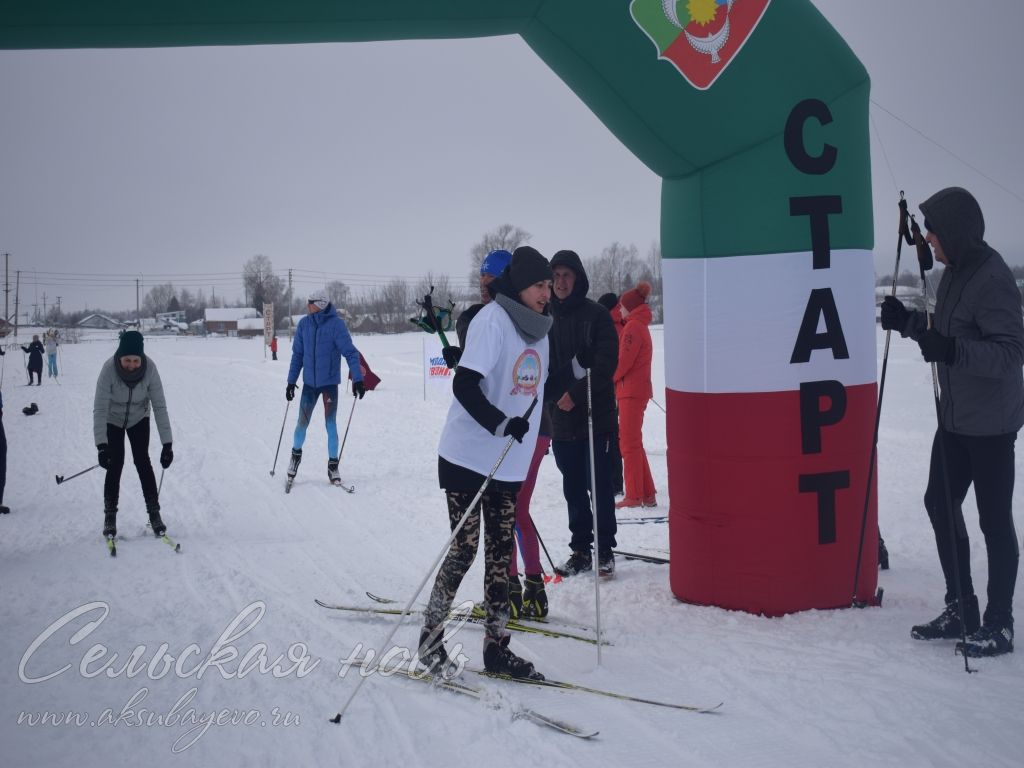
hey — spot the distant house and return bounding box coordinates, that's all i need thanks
[237,317,266,339]
[78,313,127,330]
[204,307,259,335]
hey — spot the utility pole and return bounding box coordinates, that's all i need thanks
[42,292,48,322]
[56,296,62,325]
[136,278,140,327]
[3,252,9,324]
[287,268,293,337]
[14,270,20,338]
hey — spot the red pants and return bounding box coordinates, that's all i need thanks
[510,435,550,577]
[618,397,655,501]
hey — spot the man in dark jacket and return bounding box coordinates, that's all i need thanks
[882,187,1023,657]
[22,335,44,385]
[548,250,619,576]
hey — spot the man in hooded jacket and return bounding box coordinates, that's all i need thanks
[882,186,1023,657]
[547,250,619,577]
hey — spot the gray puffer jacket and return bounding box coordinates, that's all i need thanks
[903,187,1024,436]
[93,356,172,445]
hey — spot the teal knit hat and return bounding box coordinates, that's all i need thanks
[116,330,145,358]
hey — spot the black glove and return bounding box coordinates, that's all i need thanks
[97,443,111,470]
[286,383,296,401]
[160,443,174,469]
[352,380,366,399]
[918,329,956,364]
[880,296,910,333]
[503,416,531,443]
[442,345,463,369]
[575,345,596,369]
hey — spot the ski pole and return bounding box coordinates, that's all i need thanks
[269,400,291,477]
[852,192,914,608]
[915,218,973,674]
[331,397,538,725]
[527,513,562,583]
[650,397,666,414]
[158,467,165,498]
[337,395,357,464]
[55,464,99,485]
[586,368,603,665]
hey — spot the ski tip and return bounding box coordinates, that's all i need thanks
[174,543,182,553]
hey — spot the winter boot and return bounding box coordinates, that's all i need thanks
[507,575,523,620]
[327,458,341,485]
[911,595,980,640]
[287,448,302,478]
[878,537,890,570]
[146,501,167,537]
[102,501,118,538]
[0,505,10,514]
[521,575,548,619]
[483,635,544,680]
[598,549,616,577]
[418,626,453,676]
[956,622,1015,658]
[554,550,592,577]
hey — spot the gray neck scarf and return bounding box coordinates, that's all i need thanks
[495,293,552,344]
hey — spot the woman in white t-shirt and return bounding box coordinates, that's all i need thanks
[419,246,558,681]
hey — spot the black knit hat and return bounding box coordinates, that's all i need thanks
[597,292,618,311]
[116,330,145,358]
[507,246,552,293]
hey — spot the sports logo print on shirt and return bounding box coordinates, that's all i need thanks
[509,350,542,397]
[630,0,772,90]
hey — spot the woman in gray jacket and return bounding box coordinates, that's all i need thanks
[94,331,173,539]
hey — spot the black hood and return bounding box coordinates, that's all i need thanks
[919,187,990,269]
[549,249,590,315]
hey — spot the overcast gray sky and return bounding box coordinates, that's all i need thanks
[1,0,1022,315]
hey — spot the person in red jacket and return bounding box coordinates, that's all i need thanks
[614,282,657,508]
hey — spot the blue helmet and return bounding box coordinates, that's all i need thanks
[480,249,513,277]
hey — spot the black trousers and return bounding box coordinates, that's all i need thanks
[0,417,6,505]
[104,418,159,506]
[552,435,618,552]
[924,428,1019,625]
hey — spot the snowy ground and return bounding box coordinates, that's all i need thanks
[0,325,1021,767]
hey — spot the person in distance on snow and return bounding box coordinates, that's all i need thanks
[881,186,1023,658]
[44,331,59,379]
[0,386,9,515]
[285,292,365,486]
[94,330,173,539]
[22,335,44,386]
[613,281,658,510]
[547,250,620,578]
[419,246,580,681]
[444,248,551,620]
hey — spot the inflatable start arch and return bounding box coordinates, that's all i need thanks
[1,0,878,614]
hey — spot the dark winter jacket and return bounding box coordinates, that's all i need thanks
[547,250,619,440]
[903,187,1024,435]
[22,340,44,370]
[93,355,172,445]
[287,303,363,389]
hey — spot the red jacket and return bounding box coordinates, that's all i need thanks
[613,303,653,400]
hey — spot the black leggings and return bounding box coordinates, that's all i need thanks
[104,418,158,506]
[924,428,1019,624]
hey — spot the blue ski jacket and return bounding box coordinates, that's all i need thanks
[287,304,363,389]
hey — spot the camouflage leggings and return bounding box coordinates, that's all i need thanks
[423,489,517,643]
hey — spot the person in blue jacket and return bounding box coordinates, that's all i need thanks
[285,292,365,486]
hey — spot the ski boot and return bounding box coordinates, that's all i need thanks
[285,448,302,492]
[598,549,616,578]
[483,635,544,680]
[147,501,167,537]
[102,500,118,538]
[418,626,454,677]
[521,575,548,618]
[957,622,1014,658]
[328,458,341,486]
[554,549,592,577]
[911,595,980,640]
[507,576,523,620]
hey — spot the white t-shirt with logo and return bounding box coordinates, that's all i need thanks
[438,301,548,482]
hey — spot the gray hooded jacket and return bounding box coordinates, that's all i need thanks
[93,356,172,445]
[903,187,1024,435]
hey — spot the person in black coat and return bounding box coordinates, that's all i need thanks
[547,250,620,577]
[22,335,44,385]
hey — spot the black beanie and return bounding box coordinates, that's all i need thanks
[116,330,145,358]
[507,246,552,293]
[597,292,618,311]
